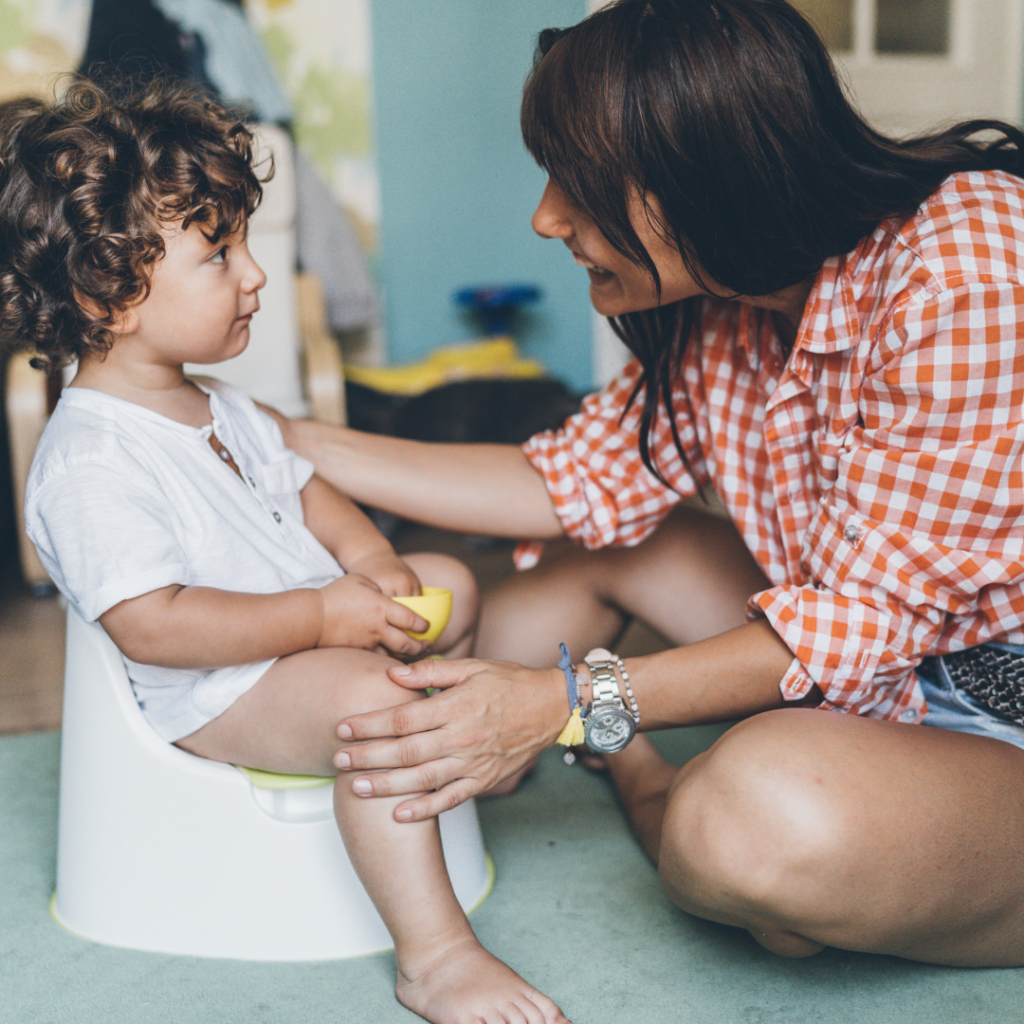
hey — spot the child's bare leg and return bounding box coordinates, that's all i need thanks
[401,551,478,658]
[177,648,567,1024]
[400,550,540,798]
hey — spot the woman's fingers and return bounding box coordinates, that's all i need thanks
[345,758,468,799]
[387,655,485,690]
[393,777,484,822]
[337,687,449,740]
[334,731,452,773]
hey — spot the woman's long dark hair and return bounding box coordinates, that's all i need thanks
[521,0,1024,486]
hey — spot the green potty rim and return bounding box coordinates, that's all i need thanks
[234,765,334,790]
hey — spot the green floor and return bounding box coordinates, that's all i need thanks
[2,728,1021,1024]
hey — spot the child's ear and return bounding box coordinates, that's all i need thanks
[74,291,140,335]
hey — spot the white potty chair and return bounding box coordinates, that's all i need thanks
[52,606,493,960]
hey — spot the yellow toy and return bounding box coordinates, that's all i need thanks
[392,587,453,645]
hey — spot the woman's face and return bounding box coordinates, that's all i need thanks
[531,178,707,317]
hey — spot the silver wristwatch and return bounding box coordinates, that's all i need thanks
[582,648,637,753]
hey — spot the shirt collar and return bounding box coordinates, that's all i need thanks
[793,252,862,356]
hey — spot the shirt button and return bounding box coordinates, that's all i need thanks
[273,511,282,523]
[899,709,916,723]
[843,523,860,543]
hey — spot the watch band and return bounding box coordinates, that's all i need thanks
[584,648,640,724]
[589,655,618,704]
[584,653,621,704]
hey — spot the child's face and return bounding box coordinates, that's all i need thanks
[120,218,266,367]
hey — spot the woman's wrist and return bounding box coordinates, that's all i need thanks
[539,665,575,747]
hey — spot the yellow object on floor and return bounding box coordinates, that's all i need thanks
[344,337,545,396]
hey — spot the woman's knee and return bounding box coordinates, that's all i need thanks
[658,711,849,920]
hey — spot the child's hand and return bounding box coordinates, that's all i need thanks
[317,574,429,656]
[345,550,422,598]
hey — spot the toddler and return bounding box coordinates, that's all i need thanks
[0,80,567,1024]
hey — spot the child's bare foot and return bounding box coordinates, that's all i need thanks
[396,936,569,1024]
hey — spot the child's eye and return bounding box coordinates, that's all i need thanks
[209,245,229,264]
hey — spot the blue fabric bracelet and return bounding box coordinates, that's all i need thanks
[558,642,583,714]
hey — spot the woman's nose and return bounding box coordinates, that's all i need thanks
[531,178,574,240]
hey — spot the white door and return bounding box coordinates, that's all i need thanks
[794,0,1023,134]
[589,0,1024,387]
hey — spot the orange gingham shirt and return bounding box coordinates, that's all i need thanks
[519,170,1024,722]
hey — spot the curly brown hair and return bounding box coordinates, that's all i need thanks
[0,77,266,372]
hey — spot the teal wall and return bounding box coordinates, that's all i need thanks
[370,0,591,392]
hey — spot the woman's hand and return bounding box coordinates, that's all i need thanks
[346,549,422,598]
[333,657,568,821]
[317,574,428,656]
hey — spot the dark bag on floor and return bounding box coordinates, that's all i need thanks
[345,377,582,445]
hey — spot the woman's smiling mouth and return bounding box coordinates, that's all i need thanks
[570,250,615,285]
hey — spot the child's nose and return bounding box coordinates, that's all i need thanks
[242,247,267,292]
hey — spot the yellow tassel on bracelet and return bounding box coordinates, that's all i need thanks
[556,705,586,747]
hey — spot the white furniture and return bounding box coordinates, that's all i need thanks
[52,606,492,960]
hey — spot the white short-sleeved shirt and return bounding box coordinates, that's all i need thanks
[25,379,344,742]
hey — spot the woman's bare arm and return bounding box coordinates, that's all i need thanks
[282,418,564,539]
[332,618,803,821]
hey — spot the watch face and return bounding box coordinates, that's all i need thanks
[585,708,635,753]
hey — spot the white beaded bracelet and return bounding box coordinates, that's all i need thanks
[610,653,640,725]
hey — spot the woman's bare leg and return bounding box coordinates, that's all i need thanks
[606,710,1024,966]
[479,506,1024,966]
[600,736,684,861]
[477,503,769,665]
[178,648,567,1024]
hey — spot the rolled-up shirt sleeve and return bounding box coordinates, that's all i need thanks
[27,462,189,623]
[752,280,1024,720]
[520,359,702,560]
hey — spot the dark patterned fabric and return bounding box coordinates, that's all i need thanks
[940,646,1024,728]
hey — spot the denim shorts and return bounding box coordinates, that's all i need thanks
[917,643,1024,751]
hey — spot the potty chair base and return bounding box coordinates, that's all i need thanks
[54,606,493,961]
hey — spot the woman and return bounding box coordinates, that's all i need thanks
[283,0,1024,965]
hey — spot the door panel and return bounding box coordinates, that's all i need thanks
[794,0,1023,133]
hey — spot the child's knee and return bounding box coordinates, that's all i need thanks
[404,553,479,613]
[439,556,479,634]
[441,555,480,613]
[324,648,425,714]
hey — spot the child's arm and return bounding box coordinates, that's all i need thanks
[99,471,432,671]
[99,573,429,670]
[299,473,422,598]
